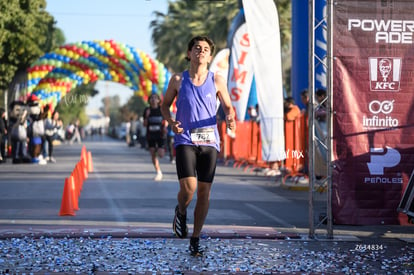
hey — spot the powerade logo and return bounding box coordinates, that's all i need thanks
[369,57,401,91]
[362,100,399,129]
[365,146,403,184]
[348,19,414,44]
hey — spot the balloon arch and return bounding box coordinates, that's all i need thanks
[26,40,171,110]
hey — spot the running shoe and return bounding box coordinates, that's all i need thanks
[154,170,163,181]
[189,237,204,257]
[173,205,188,238]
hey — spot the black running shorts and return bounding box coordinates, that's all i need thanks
[147,138,165,149]
[175,145,218,183]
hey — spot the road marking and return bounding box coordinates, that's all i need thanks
[245,203,295,228]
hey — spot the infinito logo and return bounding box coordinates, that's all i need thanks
[365,146,402,184]
[369,57,401,91]
[369,100,394,114]
[362,100,399,129]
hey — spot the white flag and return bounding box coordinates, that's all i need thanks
[242,0,285,161]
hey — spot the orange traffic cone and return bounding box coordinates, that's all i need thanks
[71,166,80,196]
[75,162,85,191]
[80,159,88,180]
[59,177,75,216]
[81,145,88,165]
[68,175,79,211]
[87,151,93,172]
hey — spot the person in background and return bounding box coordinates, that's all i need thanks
[300,89,310,116]
[44,110,63,163]
[314,88,328,180]
[0,108,7,163]
[247,105,258,122]
[284,96,301,122]
[9,101,29,163]
[161,36,235,257]
[129,116,137,147]
[143,93,167,181]
[166,115,176,164]
[299,89,310,175]
[137,116,146,149]
[315,88,327,123]
[125,118,131,145]
[27,99,46,165]
[70,119,82,144]
[254,103,260,124]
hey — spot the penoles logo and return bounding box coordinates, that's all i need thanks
[365,146,403,184]
[369,57,402,92]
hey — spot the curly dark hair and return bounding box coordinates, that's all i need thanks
[185,36,215,61]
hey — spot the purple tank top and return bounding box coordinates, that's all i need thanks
[174,70,220,151]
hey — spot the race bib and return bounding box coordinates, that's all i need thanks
[190,127,215,145]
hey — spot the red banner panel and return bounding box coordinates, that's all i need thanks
[332,0,414,225]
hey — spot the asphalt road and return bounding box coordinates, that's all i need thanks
[0,136,413,241]
[0,136,413,274]
[0,136,316,228]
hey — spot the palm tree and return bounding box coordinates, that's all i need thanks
[150,0,291,88]
[150,0,239,73]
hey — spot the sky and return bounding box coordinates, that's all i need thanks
[45,0,170,110]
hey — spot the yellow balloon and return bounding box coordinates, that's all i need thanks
[104,42,111,50]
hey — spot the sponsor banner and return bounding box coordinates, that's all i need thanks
[210,48,230,113]
[332,1,414,225]
[227,10,254,122]
[242,0,285,161]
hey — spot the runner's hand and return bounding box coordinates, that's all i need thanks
[171,120,184,134]
[226,114,236,131]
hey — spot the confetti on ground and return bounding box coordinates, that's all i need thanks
[0,236,413,274]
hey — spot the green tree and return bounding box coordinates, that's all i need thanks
[57,83,98,127]
[123,94,147,120]
[0,0,64,106]
[100,94,124,128]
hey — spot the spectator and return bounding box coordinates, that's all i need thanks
[27,100,46,165]
[70,119,82,144]
[255,103,260,124]
[284,96,301,121]
[300,89,310,116]
[9,101,29,163]
[137,116,147,149]
[125,119,131,145]
[314,88,328,179]
[129,116,137,147]
[247,105,258,122]
[44,110,63,163]
[0,108,7,163]
[315,88,327,122]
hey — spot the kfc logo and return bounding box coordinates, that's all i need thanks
[369,57,401,91]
